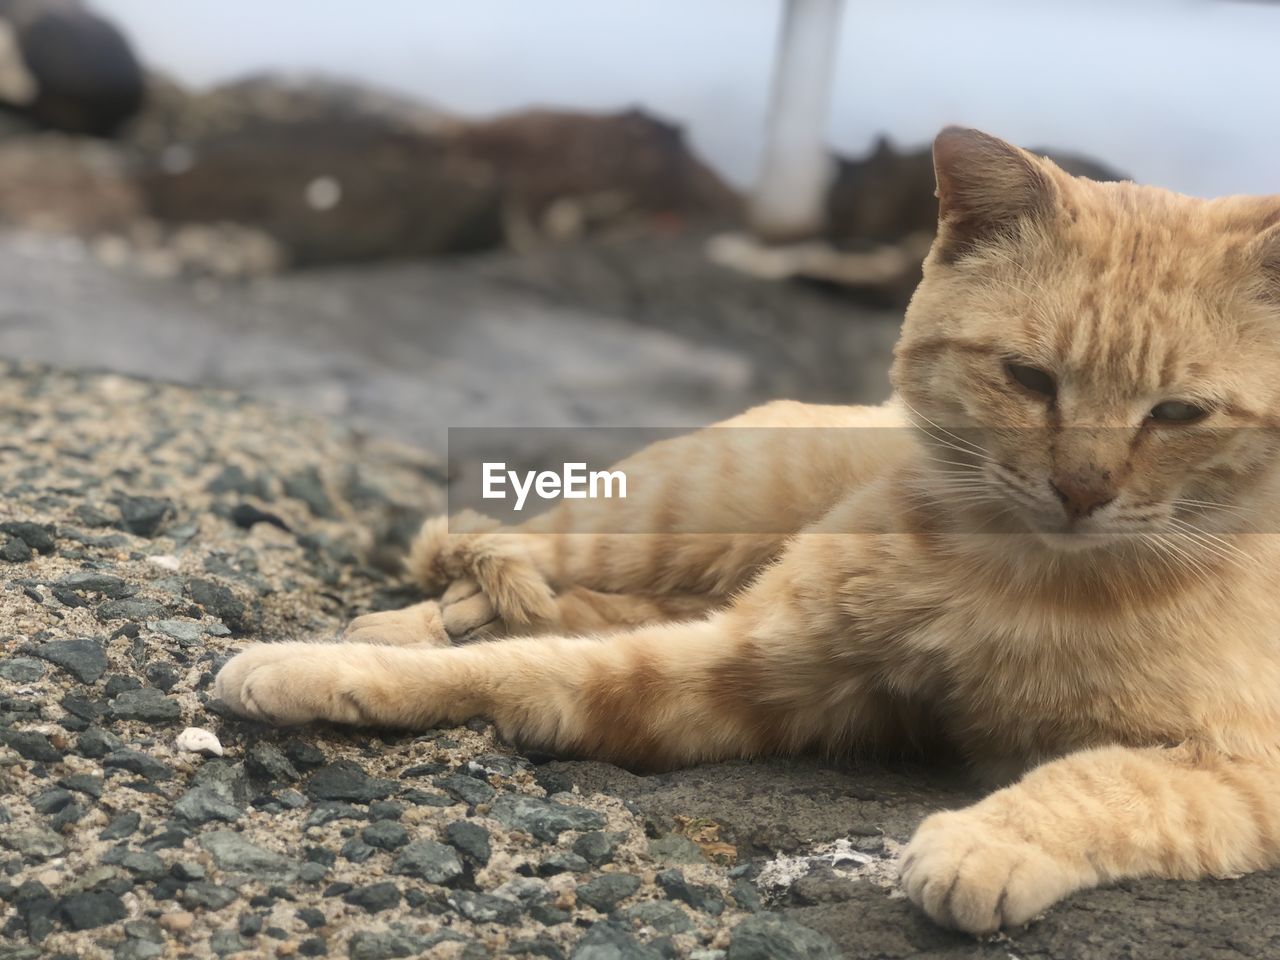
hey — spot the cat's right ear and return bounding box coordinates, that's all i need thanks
[932,127,1056,263]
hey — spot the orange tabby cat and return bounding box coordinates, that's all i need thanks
[216,128,1280,934]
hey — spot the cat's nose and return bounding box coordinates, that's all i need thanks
[1050,474,1115,519]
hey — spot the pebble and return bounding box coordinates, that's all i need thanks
[199,830,300,883]
[621,900,694,934]
[33,637,108,683]
[153,619,204,644]
[246,741,300,781]
[488,795,605,842]
[158,911,195,933]
[175,726,224,756]
[575,873,642,913]
[361,821,409,850]
[725,915,842,960]
[1,730,61,763]
[343,881,401,913]
[103,748,174,781]
[446,889,522,924]
[306,761,396,803]
[391,840,463,885]
[444,820,492,865]
[174,783,243,824]
[436,772,496,805]
[656,868,725,915]
[0,657,47,682]
[59,890,127,930]
[570,922,663,960]
[109,687,182,722]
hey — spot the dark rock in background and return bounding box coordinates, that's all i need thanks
[0,0,143,136]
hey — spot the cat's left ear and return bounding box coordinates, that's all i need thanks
[1247,214,1280,304]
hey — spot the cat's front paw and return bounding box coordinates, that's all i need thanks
[899,810,1086,934]
[214,643,376,726]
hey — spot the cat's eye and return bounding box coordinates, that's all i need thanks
[1005,362,1056,398]
[1149,400,1208,423]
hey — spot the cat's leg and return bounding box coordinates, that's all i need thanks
[900,742,1280,934]
[216,590,910,769]
[352,400,914,644]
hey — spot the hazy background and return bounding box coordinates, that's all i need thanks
[94,0,1280,198]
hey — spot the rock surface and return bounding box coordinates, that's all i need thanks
[1,359,1278,959]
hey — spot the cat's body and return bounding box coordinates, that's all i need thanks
[216,128,1280,934]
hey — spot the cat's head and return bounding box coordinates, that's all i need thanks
[892,127,1280,549]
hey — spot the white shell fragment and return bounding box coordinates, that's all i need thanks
[175,726,223,757]
[148,554,182,572]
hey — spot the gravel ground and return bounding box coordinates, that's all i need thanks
[3,243,1280,958]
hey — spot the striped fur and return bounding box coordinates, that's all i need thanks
[217,128,1280,934]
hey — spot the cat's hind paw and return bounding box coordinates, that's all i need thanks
[899,811,1087,934]
[343,601,452,647]
[406,513,557,628]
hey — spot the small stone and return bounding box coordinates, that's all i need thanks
[0,657,45,682]
[121,851,167,882]
[725,915,842,960]
[361,821,408,850]
[31,788,75,815]
[176,727,224,757]
[1,536,31,562]
[284,741,326,769]
[59,890,127,930]
[33,638,107,683]
[153,619,203,644]
[444,820,491,866]
[103,749,174,780]
[296,907,325,928]
[339,839,376,864]
[306,761,395,803]
[110,687,181,722]
[2,826,66,860]
[117,496,174,536]
[656,868,725,915]
[57,571,135,598]
[576,874,641,913]
[729,879,762,912]
[1,521,56,553]
[299,936,327,956]
[570,922,663,960]
[78,726,123,758]
[174,784,242,824]
[97,597,169,622]
[283,467,334,518]
[446,889,521,924]
[435,772,495,806]
[343,882,400,913]
[1,730,61,763]
[347,929,433,960]
[60,774,104,799]
[646,836,707,865]
[621,901,693,935]
[573,831,620,866]
[537,852,590,876]
[182,882,239,910]
[488,795,605,842]
[391,840,463,885]
[185,578,248,633]
[246,742,299,782]
[211,930,249,956]
[367,801,403,821]
[100,811,141,840]
[200,830,300,883]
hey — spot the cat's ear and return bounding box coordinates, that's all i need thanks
[932,127,1056,262]
[1253,216,1280,305]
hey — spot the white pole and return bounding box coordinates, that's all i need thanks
[748,0,845,243]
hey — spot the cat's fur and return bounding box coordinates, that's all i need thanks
[216,128,1280,934]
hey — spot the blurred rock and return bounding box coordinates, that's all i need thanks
[0,132,141,232]
[132,75,739,265]
[138,114,504,266]
[453,107,740,247]
[0,0,143,136]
